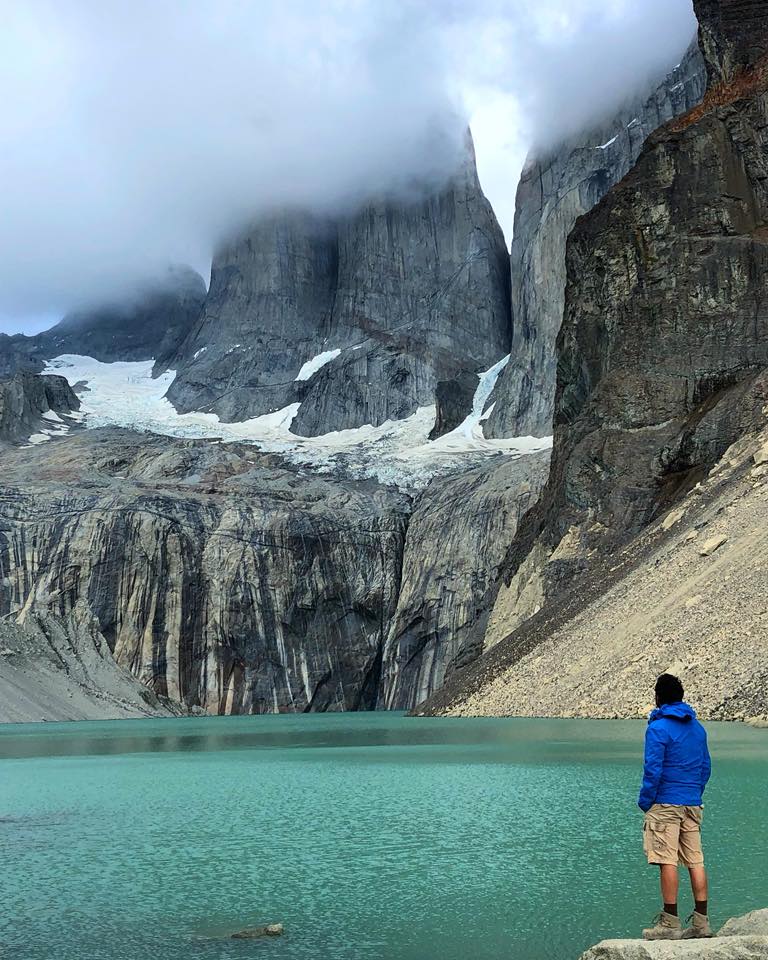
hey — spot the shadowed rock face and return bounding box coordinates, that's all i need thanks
[485,42,706,440]
[166,135,511,436]
[696,0,768,84]
[0,373,80,444]
[425,0,768,708]
[542,0,768,550]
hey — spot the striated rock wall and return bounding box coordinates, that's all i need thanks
[0,425,548,713]
[381,453,549,710]
[0,603,182,722]
[166,134,510,437]
[486,42,706,440]
[0,431,410,713]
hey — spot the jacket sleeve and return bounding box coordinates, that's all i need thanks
[701,732,712,795]
[638,724,666,812]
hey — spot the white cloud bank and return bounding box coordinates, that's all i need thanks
[0,0,697,331]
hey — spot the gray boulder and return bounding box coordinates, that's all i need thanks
[720,912,768,938]
[579,939,768,960]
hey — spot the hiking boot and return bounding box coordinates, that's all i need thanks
[681,912,714,938]
[643,912,683,940]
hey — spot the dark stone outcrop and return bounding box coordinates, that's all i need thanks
[421,0,768,709]
[485,41,707,440]
[696,0,768,85]
[0,372,80,444]
[428,371,480,440]
[0,265,206,376]
[0,335,43,379]
[166,134,510,436]
[532,0,768,555]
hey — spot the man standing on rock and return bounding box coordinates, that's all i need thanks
[638,674,712,940]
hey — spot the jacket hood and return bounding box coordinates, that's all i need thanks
[649,701,696,723]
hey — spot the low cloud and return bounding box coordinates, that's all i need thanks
[0,0,696,331]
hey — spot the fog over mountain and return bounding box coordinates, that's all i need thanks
[1,0,696,332]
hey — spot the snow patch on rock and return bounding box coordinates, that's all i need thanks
[42,354,552,490]
[295,349,342,381]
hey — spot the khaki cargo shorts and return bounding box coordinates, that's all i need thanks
[643,803,704,867]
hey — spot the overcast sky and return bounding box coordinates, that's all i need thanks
[1,0,697,334]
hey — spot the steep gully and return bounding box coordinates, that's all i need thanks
[0,33,719,716]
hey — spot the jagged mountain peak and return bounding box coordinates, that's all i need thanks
[164,131,511,438]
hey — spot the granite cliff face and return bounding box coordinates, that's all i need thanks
[0,28,734,716]
[381,453,548,710]
[0,265,206,378]
[0,427,547,713]
[485,43,706,440]
[530,0,768,561]
[164,214,339,422]
[166,135,510,437]
[418,0,768,717]
[0,431,409,713]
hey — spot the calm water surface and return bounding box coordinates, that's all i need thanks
[1,714,767,960]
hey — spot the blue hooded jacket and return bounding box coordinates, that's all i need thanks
[638,701,711,812]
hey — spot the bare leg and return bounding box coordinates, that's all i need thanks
[689,865,708,905]
[660,864,679,908]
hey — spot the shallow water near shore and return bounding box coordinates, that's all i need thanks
[2,714,767,960]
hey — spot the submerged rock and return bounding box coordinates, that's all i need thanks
[231,923,284,939]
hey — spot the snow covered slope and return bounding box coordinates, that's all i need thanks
[43,354,551,490]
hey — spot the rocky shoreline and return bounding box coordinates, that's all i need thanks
[580,910,768,960]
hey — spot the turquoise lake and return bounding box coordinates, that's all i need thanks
[1,714,767,960]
